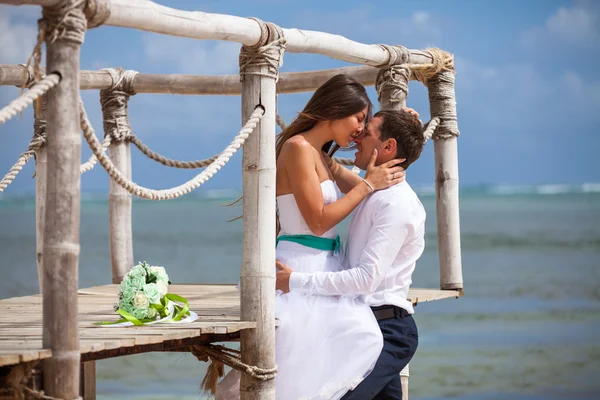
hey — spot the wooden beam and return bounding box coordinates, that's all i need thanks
[0,0,435,67]
[0,64,381,94]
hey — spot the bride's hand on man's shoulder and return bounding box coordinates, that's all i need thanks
[364,150,406,191]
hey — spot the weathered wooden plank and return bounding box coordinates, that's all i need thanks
[0,284,458,367]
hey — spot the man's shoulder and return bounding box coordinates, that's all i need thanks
[366,182,425,218]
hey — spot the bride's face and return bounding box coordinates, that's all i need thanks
[328,106,368,148]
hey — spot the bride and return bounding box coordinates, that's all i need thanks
[216,74,405,399]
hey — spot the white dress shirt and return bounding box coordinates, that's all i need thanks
[288,180,426,314]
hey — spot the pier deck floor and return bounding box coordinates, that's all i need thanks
[0,284,461,367]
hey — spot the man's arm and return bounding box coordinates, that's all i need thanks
[286,200,410,296]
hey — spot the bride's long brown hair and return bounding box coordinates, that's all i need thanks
[275,74,372,234]
[276,74,372,161]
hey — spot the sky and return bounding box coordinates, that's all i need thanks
[0,0,598,195]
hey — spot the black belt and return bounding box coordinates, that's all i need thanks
[371,305,410,320]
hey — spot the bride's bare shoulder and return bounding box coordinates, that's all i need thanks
[280,135,314,157]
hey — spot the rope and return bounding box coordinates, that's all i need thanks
[410,48,454,87]
[21,0,87,94]
[423,117,441,142]
[0,74,60,125]
[100,68,137,143]
[0,136,46,193]
[190,344,277,395]
[0,362,75,400]
[276,113,287,131]
[378,44,410,68]
[240,18,286,80]
[80,136,111,174]
[80,99,264,200]
[375,64,410,104]
[428,72,459,139]
[128,136,218,169]
[333,156,355,166]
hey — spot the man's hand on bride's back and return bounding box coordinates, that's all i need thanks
[364,150,406,191]
[276,261,293,293]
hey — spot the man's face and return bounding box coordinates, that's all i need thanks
[353,116,384,170]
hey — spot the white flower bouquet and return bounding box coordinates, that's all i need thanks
[97,261,197,327]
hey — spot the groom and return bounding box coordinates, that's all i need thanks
[276,107,426,399]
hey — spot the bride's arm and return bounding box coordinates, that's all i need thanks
[325,154,364,194]
[282,140,402,236]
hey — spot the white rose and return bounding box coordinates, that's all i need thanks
[133,292,149,309]
[156,281,168,297]
[149,266,166,276]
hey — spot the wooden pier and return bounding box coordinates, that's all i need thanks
[0,285,460,368]
[0,0,463,398]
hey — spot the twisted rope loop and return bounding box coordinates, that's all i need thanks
[240,18,286,81]
[80,98,264,200]
[0,136,46,193]
[0,74,60,125]
[422,117,441,142]
[191,344,277,395]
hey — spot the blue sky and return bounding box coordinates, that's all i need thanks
[0,0,598,195]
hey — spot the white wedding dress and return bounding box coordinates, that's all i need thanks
[216,180,383,400]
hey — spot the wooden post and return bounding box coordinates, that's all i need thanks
[377,64,411,399]
[80,361,96,399]
[428,71,463,290]
[400,364,409,400]
[239,25,282,400]
[34,95,47,294]
[40,2,86,397]
[100,74,135,283]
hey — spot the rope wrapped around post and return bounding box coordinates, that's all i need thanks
[0,90,48,192]
[239,18,286,81]
[0,362,74,400]
[428,72,459,140]
[0,130,46,192]
[375,63,410,106]
[100,67,137,143]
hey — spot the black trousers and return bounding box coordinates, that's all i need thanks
[341,309,418,400]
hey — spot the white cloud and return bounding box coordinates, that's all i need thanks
[520,2,599,50]
[0,5,39,64]
[142,34,241,75]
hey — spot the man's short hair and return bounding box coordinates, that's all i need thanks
[374,109,425,170]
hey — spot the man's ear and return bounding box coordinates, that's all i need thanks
[383,138,397,157]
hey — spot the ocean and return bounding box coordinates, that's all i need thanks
[1,186,599,399]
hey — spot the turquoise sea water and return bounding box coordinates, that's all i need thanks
[1,187,599,399]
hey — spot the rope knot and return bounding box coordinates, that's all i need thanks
[100,68,138,143]
[239,18,286,81]
[375,64,410,104]
[411,48,455,87]
[39,0,87,46]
